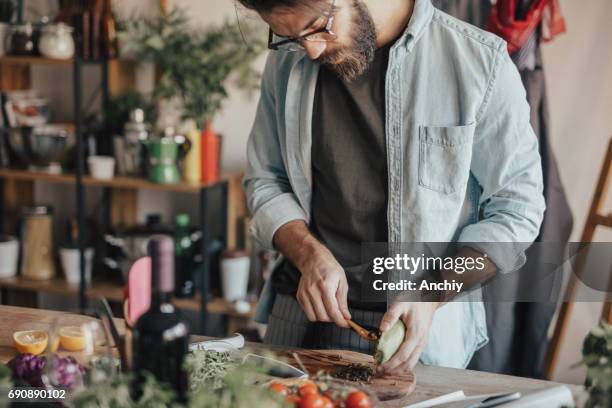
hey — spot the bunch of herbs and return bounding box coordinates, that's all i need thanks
[67,349,288,408]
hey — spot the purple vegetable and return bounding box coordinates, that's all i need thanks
[47,355,87,389]
[8,354,46,387]
[8,354,87,390]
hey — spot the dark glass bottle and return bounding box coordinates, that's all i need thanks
[174,214,195,298]
[132,236,189,403]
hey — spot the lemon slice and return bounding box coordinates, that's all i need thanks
[13,330,49,355]
[59,326,86,352]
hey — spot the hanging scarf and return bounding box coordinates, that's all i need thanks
[486,0,566,54]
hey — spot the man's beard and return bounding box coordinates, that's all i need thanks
[317,0,377,81]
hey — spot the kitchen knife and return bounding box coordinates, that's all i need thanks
[241,353,308,379]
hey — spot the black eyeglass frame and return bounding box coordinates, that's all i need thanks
[267,0,338,51]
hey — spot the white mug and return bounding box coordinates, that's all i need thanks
[60,247,94,286]
[220,252,250,302]
[0,236,19,278]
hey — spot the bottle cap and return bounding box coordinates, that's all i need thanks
[175,213,190,227]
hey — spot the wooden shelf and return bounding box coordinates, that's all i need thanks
[0,276,255,318]
[0,56,136,66]
[0,55,73,65]
[0,167,237,193]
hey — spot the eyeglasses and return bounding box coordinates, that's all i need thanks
[268,0,338,51]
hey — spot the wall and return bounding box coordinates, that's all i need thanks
[28,0,611,384]
[540,0,612,384]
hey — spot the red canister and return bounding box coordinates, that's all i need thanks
[200,122,220,183]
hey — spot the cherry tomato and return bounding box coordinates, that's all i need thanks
[345,390,372,408]
[299,393,327,408]
[320,396,334,408]
[269,382,289,396]
[298,382,319,397]
[286,394,301,406]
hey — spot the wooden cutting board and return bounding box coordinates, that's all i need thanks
[279,349,415,401]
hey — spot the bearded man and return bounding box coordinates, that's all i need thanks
[242,0,545,374]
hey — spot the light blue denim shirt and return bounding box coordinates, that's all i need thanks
[244,0,545,368]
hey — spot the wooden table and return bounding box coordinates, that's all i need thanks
[0,306,584,407]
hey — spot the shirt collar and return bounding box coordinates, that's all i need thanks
[394,0,435,52]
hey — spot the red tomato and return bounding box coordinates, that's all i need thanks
[269,382,289,396]
[299,393,327,408]
[320,396,334,408]
[345,391,372,408]
[298,382,319,397]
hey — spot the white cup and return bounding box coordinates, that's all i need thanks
[60,247,94,286]
[221,253,250,302]
[0,236,19,278]
[88,156,115,180]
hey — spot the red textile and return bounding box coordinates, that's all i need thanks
[486,0,566,54]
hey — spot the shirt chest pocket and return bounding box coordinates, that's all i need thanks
[418,123,475,195]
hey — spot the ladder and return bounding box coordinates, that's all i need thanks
[544,137,612,379]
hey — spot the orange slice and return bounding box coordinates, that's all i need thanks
[13,330,49,355]
[59,326,86,352]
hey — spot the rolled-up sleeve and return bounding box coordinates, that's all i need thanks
[243,54,307,249]
[458,48,546,273]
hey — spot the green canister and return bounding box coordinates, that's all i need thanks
[144,128,191,184]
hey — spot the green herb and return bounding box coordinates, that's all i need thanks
[71,371,180,408]
[0,363,13,408]
[69,349,289,407]
[3,348,297,407]
[188,364,287,408]
[0,363,12,388]
[581,321,612,408]
[186,350,235,391]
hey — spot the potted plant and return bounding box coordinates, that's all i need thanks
[123,6,265,182]
[580,321,612,408]
[0,0,15,55]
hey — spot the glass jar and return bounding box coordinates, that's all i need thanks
[7,23,36,56]
[38,23,75,60]
[20,205,55,280]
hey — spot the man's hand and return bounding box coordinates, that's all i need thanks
[273,220,351,328]
[376,302,439,375]
[296,244,351,328]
